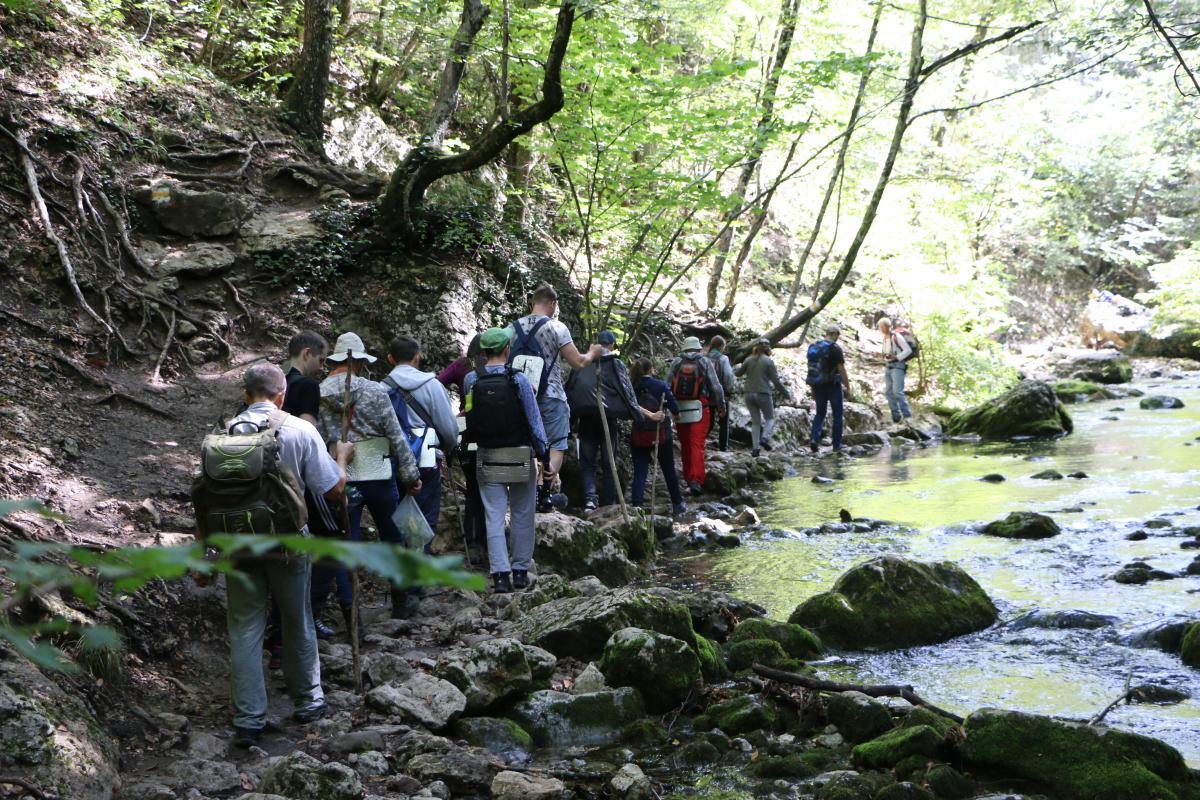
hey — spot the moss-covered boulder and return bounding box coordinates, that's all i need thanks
[706,694,778,735]
[897,707,957,736]
[534,513,641,586]
[1140,395,1186,410]
[1053,380,1115,403]
[1180,623,1200,668]
[788,556,998,651]
[508,587,697,661]
[599,628,700,713]
[591,505,657,561]
[923,764,973,800]
[452,717,533,763]
[509,688,644,747]
[825,690,895,743]
[729,618,823,660]
[695,635,730,682]
[433,638,534,713]
[645,586,767,642]
[945,380,1073,440]
[1055,351,1133,384]
[851,725,943,769]
[959,708,1191,800]
[981,511,1061,540]
[724,638,791,671]
[875,783,935,800]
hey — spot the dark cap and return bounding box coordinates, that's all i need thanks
[597,330,617,346]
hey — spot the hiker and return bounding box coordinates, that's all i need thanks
[509,284,603,512]
[201,363,353,747]
[440,335,487,561]
[385,335,459,531]
[566,330,660,512]
[806,324,851,453]
[437,333,482,412]
[878,317,913,424]
[463,327,548,593]
[706,336,736,451]
[316,332,422,618]
[668,336,726,495]
[736,338,790,457]
[629,356,685,515]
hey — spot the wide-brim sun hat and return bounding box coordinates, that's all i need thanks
[682,336,703,352]
[325,332,377,363]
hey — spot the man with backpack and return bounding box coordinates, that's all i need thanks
[806,324,851,453]
[736,338,790,457]
[464,327,548,593]
[566,330,661,512]
[509,284,603,512]
[878,317,915,424]
[706,336,736,451]
[384,336,460,531]
[316,332,422,618]
[194,363,353,747]
[668,337,726,495]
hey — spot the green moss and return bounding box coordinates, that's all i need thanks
[924,764,973,800]
[707,695,778,735]
[725,638,790,671]
[675,740,721,765]
[945,380,1072,439]
[897,707,956,736]
[851,725,943,770]
[960,709,1188,800]
[730,618,824,660]
[622,718,668,745]
[813,773,875,800]
[980,511,1061,539]
[1052,380,1114,403]
[695,634,730,682]
[1180,623,1200,667]
[893,754,930,780]
[750,753,820,778]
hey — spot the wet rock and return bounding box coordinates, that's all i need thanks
[945,380,1072,440]
[981,512,1061,540]
[789,556,998,650]
[1140,395,1185,410]
[1054,350,1133,384]
[842,431,890,447]
[812,475,835,484]
[366,673,466,730]
[405,745,498,793]
[1144,518,1173,529]
[1122,620,1195,652]
[1128,684,1190,704]
[1008,609,1116,631]
[509,688,643,746]
[825,691,895,743]
[1067,471,1088,479]
[351,749,390,778]
[923,764,973,799]
[1052,380,1115,403]
[136,180,252,237]
[533,513,643,586]
[675,740,721,765]
[851,725,942,769]
[1182,623,1200,668]
[959,708,1191,800]
[979,473,1006,483]
[572,662,607,693]
[725,638,795,671]
[492,770,565,800]
[695,634,730,682]
[122,781,177,800]
[609,764,652,800]
[812,771,882,800]
[707,694,778,734]
[434,637,533,713]
[170,758,242,793]
[729,618,823,660]
[452,717,533,763]
[508,587,696,660]
[1030,469,1064,480]
[1112,562,1176,584]
[599,628,700,713]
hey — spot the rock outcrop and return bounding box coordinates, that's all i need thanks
[533,512,653,586]
[945,380,1073,440]
[509,688,643,746]
[1053,350,1133,384]
[598,628,700,713]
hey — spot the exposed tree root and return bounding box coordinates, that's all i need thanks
[150,310,176,384]
[752,663,964,724]
[34,346,175,419]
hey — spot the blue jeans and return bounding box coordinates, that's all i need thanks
[579,414,620,506]
[416,465,441,536]
[811,384,844,450]
[885,362,912,421]
[631,428,683,507]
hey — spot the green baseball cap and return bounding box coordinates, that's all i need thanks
[480,326,514,350]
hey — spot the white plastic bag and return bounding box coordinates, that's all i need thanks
[391,495,434,550]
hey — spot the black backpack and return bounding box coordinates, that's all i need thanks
[805,340,838,387]
[465,367,529,449]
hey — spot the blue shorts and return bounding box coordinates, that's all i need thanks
[539,396,570,452]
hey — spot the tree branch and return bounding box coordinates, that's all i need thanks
[753,664,964,724]
[919,20,1041,78]
[1143,0,1200,97]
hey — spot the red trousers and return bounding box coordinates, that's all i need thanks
[678,401,712,485]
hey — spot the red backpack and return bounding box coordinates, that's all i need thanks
[672,359,705,401]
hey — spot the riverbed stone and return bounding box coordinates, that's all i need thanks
[258,751,363,800]
[724,638,795,671]
[645,586,767,641]
[981,512,1061,540]
[876,783,935,800]
[599,627,700,712]
[851,725,942,769]
[366,673,466,730]
[433,637,533,713]
[729,618,824,659]
[1030,469,1064,480]
[945,380,1073,440]
[533,513,641,586]
[707,694,778,734]
[1181,623,1200,668]
[1055,350,1133,384]
[1140,395,1186,410]
[923,764,973,799]
[1112,561,1176,584]
[609,763,652,800]
[1008,609,1117,630]
[695,634,730,681]
[451,717,533,763]
[491,770,565,800]
[825,691,895,743]
[1052,380,1115,403]
[788,556,998,650]
[959,708,1190,800]
[509,688,643,746]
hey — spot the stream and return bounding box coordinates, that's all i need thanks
[679,373,1200,763]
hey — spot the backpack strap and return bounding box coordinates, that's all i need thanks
[524,316,560,371]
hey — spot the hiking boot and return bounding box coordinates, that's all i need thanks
[751,448,760,457]
[492,572,513,594]
[293,701,327,724]
[512,570,529,590]
[671,502,687,517]
[233,726,262,748]
[809,441,819,454]
[688,481,702,496]
[313,615,336,640]
[761,440,773,451]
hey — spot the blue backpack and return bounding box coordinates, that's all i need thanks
[805,340,838,387]
[508,316,559,397]
[381,376,427,463]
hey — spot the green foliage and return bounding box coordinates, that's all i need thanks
[1137,248,1200,334]
[916,310,1018,407]
[256,201,371,292]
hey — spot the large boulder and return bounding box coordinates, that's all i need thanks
[599,628,700,713]
[509,688,643,746]
[788,556,998,650]
[729,404,811,448]
[434,638,533,713]
[851,725,943,769]
[644,586,767,642]
[960,708,1192,800]
[1181,623,1200,668]
[706,694,778,735]
[1079,293,1200,359]
[507,587,697,661]
[135,180,252,237]
[729,618,823,660]
[1140,395,1186,410]
[533,513,643,586]
[366,672,466,730]
[825,691,896,743]
[1052,380,1116,403]
[258,751,362,800]
[981,511,1061,540]
[945,380,1073,440]
[1053,350,1133,384]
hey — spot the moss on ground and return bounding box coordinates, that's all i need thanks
[729,618,824,659]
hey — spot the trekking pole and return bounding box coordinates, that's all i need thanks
[445,449,473,569]
[337,364,363,694]
[647,392,665,518]
[595,362,630,523]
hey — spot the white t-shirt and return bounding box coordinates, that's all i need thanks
[882,332,912,362]
[513,314,575,402]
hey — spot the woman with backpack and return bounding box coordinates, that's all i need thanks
[878,317,914,423]
[668,337,726,495]
[629,357,686,516]
[736,338,791,457]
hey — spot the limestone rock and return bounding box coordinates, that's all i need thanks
[170,758,241,793]
[571,662,607,693]
[609,763,652,800]
[238,209,321,254]
[789,556,998,650]
[945,380,1072,440]
[453,717,533,763]
[1054,350,1133,384]
[363,651,414,687]
[492,770,565,800]
[405,746,498,793]
[509,688,644,746]
[257,751,361,799]
[599,627,700,713]
[138,180,252,237]
[643,586,766,642]
[981,512,1061,540]
[139,241,237,277]
[533,512,640,586]
[366,673,466,730]
[825,691,895,743]
[434,638,533,713]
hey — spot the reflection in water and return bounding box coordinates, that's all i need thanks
[694,377,1200,762]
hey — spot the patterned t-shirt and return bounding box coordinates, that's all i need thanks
[512,314,575,402]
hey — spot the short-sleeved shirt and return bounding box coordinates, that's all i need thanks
[283,367,321,420]
[228,402,342,500]
[512,314,575,402]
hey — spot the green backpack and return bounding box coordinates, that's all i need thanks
[192,409,307,539]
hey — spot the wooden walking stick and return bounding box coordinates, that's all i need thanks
[336,361,363,694]
[595,358,629,522]
[444,450,474,568]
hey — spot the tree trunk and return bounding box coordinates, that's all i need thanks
[704,0,799,310]
[283,0,336,144]
[377,0,576,239]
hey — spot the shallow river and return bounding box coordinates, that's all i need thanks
[681,374,1200,762]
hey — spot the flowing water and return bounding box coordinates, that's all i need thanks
[683,373,1200,762]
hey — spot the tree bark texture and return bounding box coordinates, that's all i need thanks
[283,0,336,144]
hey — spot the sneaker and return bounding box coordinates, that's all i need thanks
[233,726,261,748]
[492,572,513,593]
[809,441,819,454]
[293,701,327,724]
[892,416,902,424]
[583,499,598,513]
[751,448,760,457]
[313,616,336,640]
[671,502,687,516]
[762,440,773,451]
[688,481,702,496]
[512,570,529,590]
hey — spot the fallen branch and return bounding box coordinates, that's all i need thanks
[752,663,964,724]
[150,310,176,384]
[1088,668,1133,726]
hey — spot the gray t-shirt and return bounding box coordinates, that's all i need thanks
[513,314,575,402]
[230,402,343,500]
